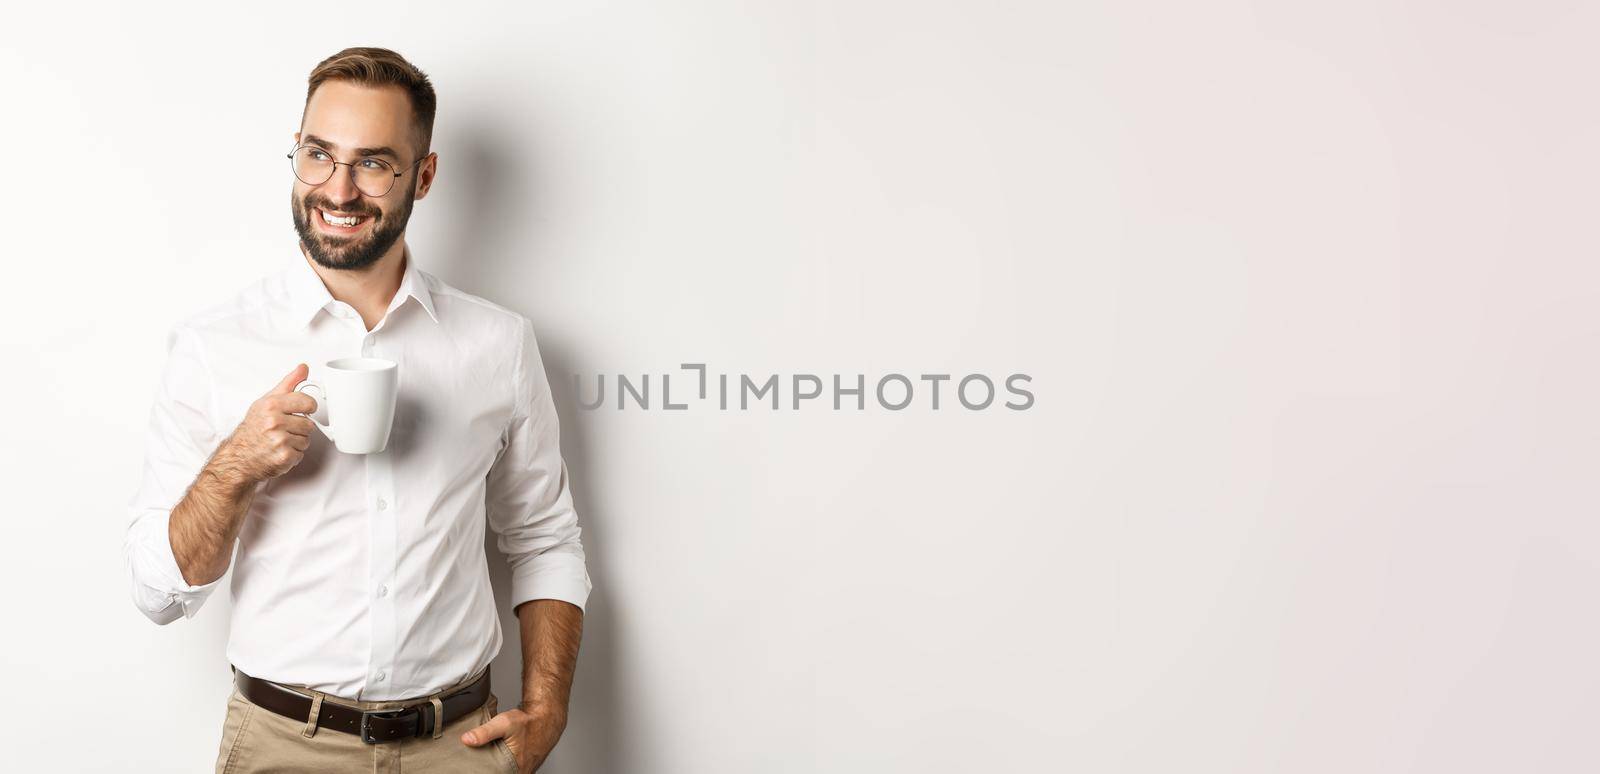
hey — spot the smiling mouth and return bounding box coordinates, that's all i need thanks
[315,207,372,233]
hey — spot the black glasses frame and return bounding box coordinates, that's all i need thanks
[286,144,427,197]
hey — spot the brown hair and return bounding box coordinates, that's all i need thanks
[304,47,437,156]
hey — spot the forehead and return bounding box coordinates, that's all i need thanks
[301,80,415,155]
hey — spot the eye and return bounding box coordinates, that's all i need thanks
[308,149,331,161]
[359,159,387,170]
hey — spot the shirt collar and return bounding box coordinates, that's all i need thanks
[284,246,439,329]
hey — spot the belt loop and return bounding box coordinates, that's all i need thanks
[302,690,325,738]
[429,696,445,739]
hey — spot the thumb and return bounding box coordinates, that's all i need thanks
[461,712,512,747]
[269,363,309,395]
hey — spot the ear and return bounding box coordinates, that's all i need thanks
[293,131,301,144]
[414,152,437,200]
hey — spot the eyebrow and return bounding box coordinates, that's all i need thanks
[301,134,402,161]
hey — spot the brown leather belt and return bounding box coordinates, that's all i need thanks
[232,664,491,744]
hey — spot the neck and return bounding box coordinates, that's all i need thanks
[299,239,408,331]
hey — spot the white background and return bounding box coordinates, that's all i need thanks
[3,1,1597,772]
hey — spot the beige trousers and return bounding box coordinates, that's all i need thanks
[214,667,517,774]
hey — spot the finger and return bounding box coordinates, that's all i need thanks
[287,433,310,451]
[461,712,514,747]
[283,415,315,438]
[275,448,303,471]
[269,363,310,396]
[277,392,319,416]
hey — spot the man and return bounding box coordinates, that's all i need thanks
[121,47,589,774]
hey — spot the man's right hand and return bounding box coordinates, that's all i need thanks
[214,364,319,484]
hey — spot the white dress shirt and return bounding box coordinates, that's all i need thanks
[122,248,592,700]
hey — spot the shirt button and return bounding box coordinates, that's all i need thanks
[376,498,388,511]
[374,671,385,682]
[377,584,388,598]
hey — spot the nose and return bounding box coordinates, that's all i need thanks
[318,162,362,209]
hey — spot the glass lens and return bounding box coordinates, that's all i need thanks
[351,157,398,197]
[291,147,335,186]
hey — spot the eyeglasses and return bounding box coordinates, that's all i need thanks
[287,144,425,197]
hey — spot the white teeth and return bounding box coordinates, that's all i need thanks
[320,210,362,227]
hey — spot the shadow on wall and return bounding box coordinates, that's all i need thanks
[441,115,630,774]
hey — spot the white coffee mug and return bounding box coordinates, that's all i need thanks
[293,357,400,454]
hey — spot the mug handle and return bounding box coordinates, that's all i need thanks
[294,381,337,444]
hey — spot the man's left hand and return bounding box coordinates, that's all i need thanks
[461,701,568,773]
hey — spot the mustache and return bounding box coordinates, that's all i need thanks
[304,197,379,218]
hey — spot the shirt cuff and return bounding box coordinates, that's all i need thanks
[508,551,592,614]
[132,509,227,620]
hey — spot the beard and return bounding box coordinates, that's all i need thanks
[291,185,415,271]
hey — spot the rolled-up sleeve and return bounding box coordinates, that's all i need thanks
[485,317,593,614]
[123,324,227,625]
